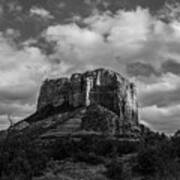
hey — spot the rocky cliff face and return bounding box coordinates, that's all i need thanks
[37,68,139,127]
[11,68,139,138]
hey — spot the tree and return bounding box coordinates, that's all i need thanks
[7,114,14,128]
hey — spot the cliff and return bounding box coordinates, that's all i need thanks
[10,68,139,139]
[37,68,139,127]
[1,68,141,180]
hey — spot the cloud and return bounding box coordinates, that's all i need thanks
[0,101,34,117]
[158,1,180,22]
[0,32,50,129]
[84,7,151,58]
[6,1,22,13]
[0,5,3,16]
[139,73,180,107]
[161,59,180,75]
[141,104,180,134]
[127,59,180,78]
[43,7,155,76]
[45,23,114,75]
[41,7,180,134]
[30,7,54,19]
[58,2,66,9]
[1,4,180,134]
[0,83,37,104]
[3,28,21,45]
[126,62,159,77]
[43,7,180,75]
[26,37,57,55]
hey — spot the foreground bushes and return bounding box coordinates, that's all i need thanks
[0,129,51,179]
[135,132,180,179]
[2,128,180,180]
[106,132,180,180]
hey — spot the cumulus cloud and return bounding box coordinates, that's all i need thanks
[45,23,115,75]
[158,1,180,22]
[0,32,50,129]
[84,7,152,60]
[43,7,180,76]
[43,7,155,76]
[30,7,54,19]
[26,37,57,55]
[6,1,22,13]
[139,73,180,106]
[141,104,180,134]
[136,72,180,133]
[41,6,180,133]
[1,4,180,133]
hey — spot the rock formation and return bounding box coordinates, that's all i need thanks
[7,67,141,154]
[37,68,139,128]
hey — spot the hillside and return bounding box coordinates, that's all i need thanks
[0,68,180,180]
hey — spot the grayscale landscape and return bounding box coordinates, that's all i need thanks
[0,0,180,180]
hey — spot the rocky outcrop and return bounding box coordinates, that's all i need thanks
[0,69,142,180]
[81,105,121,136]
[11,68,139,138]
[81,104,140,137]
[37,68,139,128]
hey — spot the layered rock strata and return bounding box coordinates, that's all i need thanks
[37,68,139,127]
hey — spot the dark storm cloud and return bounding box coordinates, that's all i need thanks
[161,59,180,75]
[126,62,159,77]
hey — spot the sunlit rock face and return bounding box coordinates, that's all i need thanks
[37,68,139,127]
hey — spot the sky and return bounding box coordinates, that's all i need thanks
[0,0,180,134]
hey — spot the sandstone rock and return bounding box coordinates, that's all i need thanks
[81,104,121,136]
[37,78,70,110]
[29,68,140,137]
[37,68,139,128]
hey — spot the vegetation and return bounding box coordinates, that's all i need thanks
[1,126,180,179]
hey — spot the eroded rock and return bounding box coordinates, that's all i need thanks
[37,69,138,126]
[36,68,139,136]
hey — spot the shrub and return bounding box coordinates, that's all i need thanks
[136,146,158,175]
[106,160,124,180]
[0,132,50,179]
[136,137,180,179]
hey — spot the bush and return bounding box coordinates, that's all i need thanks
[136,137,180,179]
[0,131,50,179]
[106,159,133,180]
[106,160,124,180]
[136,146,158,175]
[117,140,139,155]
